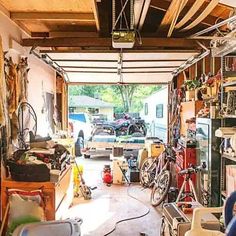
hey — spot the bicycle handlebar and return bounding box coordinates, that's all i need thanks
[178,162,206,176]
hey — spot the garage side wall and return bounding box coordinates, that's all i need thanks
[0,11,56,136]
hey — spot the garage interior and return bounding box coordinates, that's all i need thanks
[0,0,236,235]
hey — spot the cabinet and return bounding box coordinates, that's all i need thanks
[175,144,197,189]
[196,118,236,206]
[1,166,73,222]
[196,118,221,207]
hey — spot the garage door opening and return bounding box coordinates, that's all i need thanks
[68,84,168,156]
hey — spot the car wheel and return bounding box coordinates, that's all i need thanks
[75,136,84,157]
[78,130,84,140]
[84,154,91,159]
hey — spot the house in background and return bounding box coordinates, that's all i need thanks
[69,95,114,121]
[140,86,168,142]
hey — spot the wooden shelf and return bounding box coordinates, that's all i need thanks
[222,153,236,162]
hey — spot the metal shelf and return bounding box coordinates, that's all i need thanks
[223,71,236,78]
[221,190,227,198]
[222,115,236,118]
[222,153,236,162]
[223,80,236,87]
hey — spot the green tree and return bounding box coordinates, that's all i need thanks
[111,85,137,112]
[69,84,162,113]
[68,85,105,97]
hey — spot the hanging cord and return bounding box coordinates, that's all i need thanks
[103,185,151,236]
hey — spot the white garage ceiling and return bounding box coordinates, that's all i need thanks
[46,51,198,84]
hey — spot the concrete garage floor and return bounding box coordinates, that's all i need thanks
[66,157,163,236]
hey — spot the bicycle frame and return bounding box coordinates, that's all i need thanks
[153,153,172,183]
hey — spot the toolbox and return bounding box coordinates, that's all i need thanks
[162,202,220,236]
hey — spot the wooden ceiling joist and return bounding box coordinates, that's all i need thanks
[22,37,201,49]
[91,0,100,31]
[167,0,187,37]
[10,12,95,21]
[175,0,205,29]
[182,0,219,31]
[0,2,10,17]
[49,31,99,38]
[158,0,187,33]
[30,31,99,38]
[151,0,228,29]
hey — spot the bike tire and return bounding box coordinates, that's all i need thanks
[139,157,157,188]
[151,170,172,207]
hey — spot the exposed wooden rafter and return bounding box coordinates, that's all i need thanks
[167,0,187,37]
[151,0,228,28]
[158,0,178,32]
[91,0,100,31]
[49,31,98,38]
[15,20,32,36]
[182,0,219,31]
[10,12,95,21]
[175,0,205,29]
[158,0,188,33]
[22,37,204,49]
[0,2,10,17]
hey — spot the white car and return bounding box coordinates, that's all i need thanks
[69,113,93,142]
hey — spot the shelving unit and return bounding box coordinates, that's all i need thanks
[222,81,236,87]
[219,55,236,200]
[222,153,236,162]
[221,190,227,198]
[220,153,236,199]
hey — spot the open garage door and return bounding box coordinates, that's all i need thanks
[45,51,198,84]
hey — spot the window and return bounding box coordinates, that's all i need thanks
[144,103,148,115]
[156,104,163,118]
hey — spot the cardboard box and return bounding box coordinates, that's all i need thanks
[112,147,124,157]
[145,143,164,157]
[185,90,195,101]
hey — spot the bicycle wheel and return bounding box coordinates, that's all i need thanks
[140,157,157,187]
[151,170,172,206]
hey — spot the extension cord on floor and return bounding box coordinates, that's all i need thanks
[103,184,151,236]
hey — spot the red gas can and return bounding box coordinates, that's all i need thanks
[102,165,112,184]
